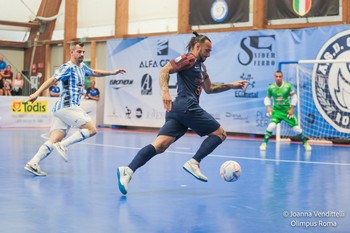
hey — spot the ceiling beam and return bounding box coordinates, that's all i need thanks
[63,0,78,61]
[0,40,26,48]
[24,0,62,81]
[115,0,129,37]
[178,0,190,34]
[0,20,40,29]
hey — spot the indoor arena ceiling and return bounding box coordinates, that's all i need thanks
[0,0,44,42]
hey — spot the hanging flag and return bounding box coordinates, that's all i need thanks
[189,0,249,25]
[267,0,339,20]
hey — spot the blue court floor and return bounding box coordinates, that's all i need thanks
[1,128,349,233]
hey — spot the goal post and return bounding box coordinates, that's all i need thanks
[277,59,350,144]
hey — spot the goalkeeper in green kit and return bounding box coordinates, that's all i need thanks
[260,70,312,151]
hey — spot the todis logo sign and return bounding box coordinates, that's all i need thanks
[11,100,48,114]
[312,30,350,133]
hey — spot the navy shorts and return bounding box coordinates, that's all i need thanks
[158,98,220,140]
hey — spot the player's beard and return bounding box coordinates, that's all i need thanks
[198,54,207,62]
[75,56,84,64]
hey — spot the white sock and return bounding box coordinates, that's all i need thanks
[30,141,53,164]
[61,129,91,147]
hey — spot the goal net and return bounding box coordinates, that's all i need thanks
[279,60,350,144]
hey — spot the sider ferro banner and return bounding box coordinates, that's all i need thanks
[189,0,249,25]
[267,0,339,19]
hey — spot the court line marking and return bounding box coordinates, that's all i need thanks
[41,132,349,166]
[80,142,350,167]
[41,132,350,167]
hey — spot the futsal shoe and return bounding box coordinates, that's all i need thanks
[117,167,133,195]
[259,143,267,151]
[24,163,47,176]
[53,142,68,162]
[304,142,312,151]
[183,159,208,182]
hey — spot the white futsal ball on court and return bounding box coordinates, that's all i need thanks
[220,160,241,182]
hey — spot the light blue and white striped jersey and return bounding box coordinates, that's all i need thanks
[52,61,93,112]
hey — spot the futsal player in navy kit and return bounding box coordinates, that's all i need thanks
[117,32,247,194]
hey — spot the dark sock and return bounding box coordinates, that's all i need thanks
[298,133,307,144]
[128,144,157,172]
[193,135,222,163]
[263,130,272,143]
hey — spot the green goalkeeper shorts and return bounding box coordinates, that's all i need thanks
[270,110,298,127]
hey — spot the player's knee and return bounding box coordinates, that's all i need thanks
[267,122,277,132]
[50,129,66,143]
[154,144,169,154]
[221,129,227,141]
[214,128,226,141]
[156,147,166,154]
[153,140,173,154]
[82,126,96,137]
[292,126,302,134]
[153,136,175,154]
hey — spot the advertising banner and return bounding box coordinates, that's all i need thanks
[0,97,97,128]
[105,25,350,136]
[0,97,56,127]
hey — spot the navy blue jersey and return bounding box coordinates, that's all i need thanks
[159,53,220,138]
[86,87,100,97]
[169,53,208,108]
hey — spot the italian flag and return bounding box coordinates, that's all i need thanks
[293,0,312,16]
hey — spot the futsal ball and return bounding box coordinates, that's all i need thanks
[220,160,241,182]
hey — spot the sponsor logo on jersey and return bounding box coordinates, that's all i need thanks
[313,30,350,133]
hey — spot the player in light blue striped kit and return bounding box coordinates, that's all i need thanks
[24,42,126,176]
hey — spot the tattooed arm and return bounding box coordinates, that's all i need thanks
[159,62,176,112]
[203,74,247,94]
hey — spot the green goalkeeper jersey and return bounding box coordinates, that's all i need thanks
[267,82,294,112]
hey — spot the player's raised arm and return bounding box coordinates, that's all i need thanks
[27,77,57,103]
[203,77,247,94]
[92,68,126,77]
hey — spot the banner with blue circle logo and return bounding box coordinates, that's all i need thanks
[189,0,249,25]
